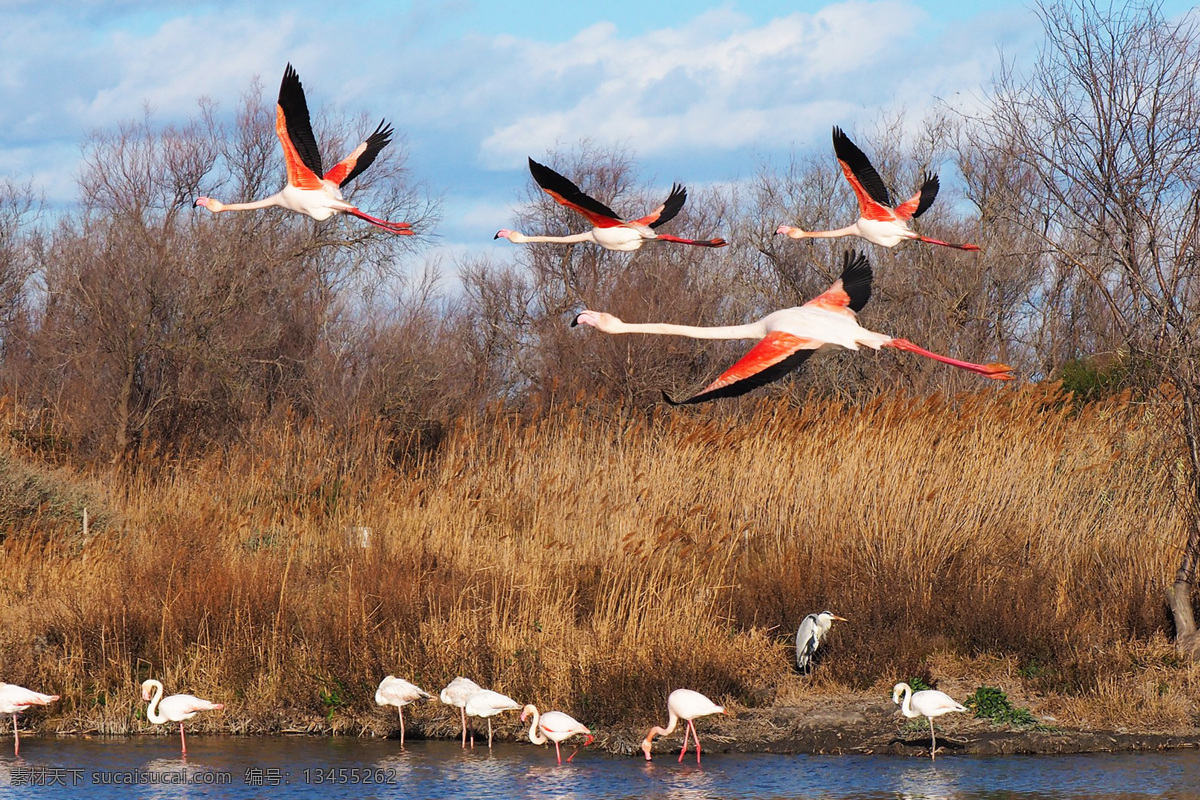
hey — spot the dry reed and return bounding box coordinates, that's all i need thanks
[0,384,1195,738]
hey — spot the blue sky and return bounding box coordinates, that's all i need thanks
[0,0,1194,264]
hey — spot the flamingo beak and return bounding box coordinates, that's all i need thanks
[583,734,594,746]
[570,314,582,327]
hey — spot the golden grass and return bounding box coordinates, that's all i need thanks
[0,384,1195,737]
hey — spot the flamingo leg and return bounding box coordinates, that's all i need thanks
[487,718,493,749]
[567,746,580,763]
[929,717,937,760]
[398,707,406,749]
[554,740,562,765]
[678,721,690,762]
[12,714,19,757]
[885,339,1014,380]
[691,720,703,765]
[180,722,187,755]
[917,235,980,252]
[344,208,414,235]
[655,234,727,248]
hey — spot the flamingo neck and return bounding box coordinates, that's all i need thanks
[898,684,916,718]
[524,706,547,745]
[210,195,285,213]
[507,231,596,245]
[145,681,168,725]
[799,224,861,240]
[601,320,766,341]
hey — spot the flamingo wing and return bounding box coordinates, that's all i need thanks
[805,250,873,314]
[894,173,939,221]
[324,120,393,188]
[832,126,895,222]
[276,65,325,191]
[528,158,624,229]
[633,184,686,229]
[664,332,819,406]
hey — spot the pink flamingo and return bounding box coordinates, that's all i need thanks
[572,250,1013,404]
[893,682,968,760]
[776,127,979,251]
[0,682,59,756]
[141,679,224,755]
[439,677,483,748]
[194,64,413,235]
[375,676,433,748]
[495,158,727,251]
[641,689,726,764]
[521,704,593,764]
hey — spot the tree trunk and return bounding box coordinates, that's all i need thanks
[1166,525,1200,659]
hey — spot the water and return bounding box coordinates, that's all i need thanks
[0,736,1197,799]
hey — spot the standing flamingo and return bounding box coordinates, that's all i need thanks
[572,250,1013,404]
[776,127,978,251]
[464,689,521,749]
[494,158,727,251]
[375,676,433,748]
[641,689,725,764]
[140,679,224,755]
[193,64,413,235]
[520,704,593,764]
[440,677,483,748]
[892,682,967,760]
[0,682,59,756]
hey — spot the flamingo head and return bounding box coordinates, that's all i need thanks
[193,197,225,213]
[570,310,620,332]
[519,704,536,722]
[640,738,654,760]
[582,732,595,746]
[494,229,517,241]
[140,680,155,702]
[775,224,808,239]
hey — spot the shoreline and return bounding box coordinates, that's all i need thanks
[29,701,1200,759]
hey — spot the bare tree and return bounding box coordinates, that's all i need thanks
[19,81,438,460]
[976,0,1200,655]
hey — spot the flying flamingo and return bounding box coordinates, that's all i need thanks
[520,704,594,764]
[494,158,727,251]
[572,250,1013,405]
[0,682,59,756]
[140,679,224,755]
[464,689,521,749]
[796,611,848,674]
[641,688,725,764]
[440,676,483,748]
[375,676,433,748]
[776,127,979,251]
[892,682,967,760]
[193,64,413,235]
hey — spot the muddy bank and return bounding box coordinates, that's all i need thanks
[597,700,1200,759]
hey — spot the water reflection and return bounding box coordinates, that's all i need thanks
[0,738,1196,798]
[895,763,959,800]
